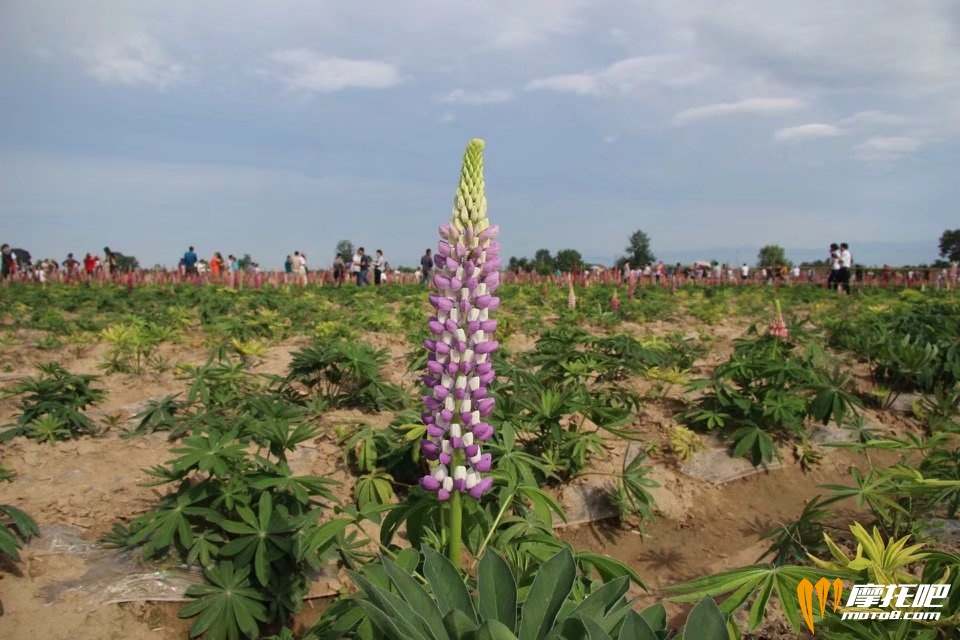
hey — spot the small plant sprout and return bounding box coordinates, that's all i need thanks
[419,139,499,565]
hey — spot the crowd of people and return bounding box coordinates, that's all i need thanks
[1,244,125,283]
[2,241,958,291]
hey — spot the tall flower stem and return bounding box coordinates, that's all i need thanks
[449,489,463,567]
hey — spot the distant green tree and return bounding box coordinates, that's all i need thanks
[114,253,139,273]
[507,256,531,272]
[939,229,960,262]
[554,248,583,272]
[336,240,354,263]
[624,229,656,267]
[757,244,788,267]
[238,253,254,270]
[533,248,554,275]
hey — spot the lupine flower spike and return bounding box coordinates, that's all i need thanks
[610,288,620,311]
[769,299,788,338]
[568,279,577,309]
[419,139,498,505]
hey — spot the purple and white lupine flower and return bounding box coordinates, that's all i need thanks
[419,139,498,502]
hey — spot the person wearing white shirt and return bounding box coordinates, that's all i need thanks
[351,251,362,286]
[373,249,386,285]
[839,243,852,294]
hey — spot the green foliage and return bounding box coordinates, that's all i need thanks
[938,228,960,262]
[824,434,960,536]
[622,229,656,267]
[311,547,729,640]
[1,468,40,615]
[285,339,407,411]
[112,414,348,637]
[681,328,862,465]
[0,362,105,442]
[336,240,355,263]
[756,244,788,267]
[100,319,177,374]
[826,298,960,394]
[180,561,268,640]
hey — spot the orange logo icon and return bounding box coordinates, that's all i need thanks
[798,577,843,633]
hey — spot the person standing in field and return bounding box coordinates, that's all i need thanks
[827,243,841,290]
[351,248,362,285]
[83,253,96,279]
[283,255,293,284]
[358,247,370,286]
[1,244,15,281]
[63,253,80,283]
[183,246,199,277]
[294,251,307,287]
[420,248,433,287]
[333,254,345,287]
[373,249,385,285]
[104,247,117,277]
[210,252,224,280]
[839,242,853,294]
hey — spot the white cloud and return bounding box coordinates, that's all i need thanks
[484,0,586,49]
[774,123,846,141]
[79,34,183,89]
[672,97,804,125]
[860,137,922,152]
[268,49,401,92]
[855,136,922,161]
[842,110,914,127]
[440,88,514,105]
[527,55,704,96]
[654,1,960,93]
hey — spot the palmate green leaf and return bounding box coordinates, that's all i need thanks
[478,549,518,631]
[517,547,576,640]
[0,526,24,561]
[218,492,294,586]
[250,456,339,504]
[517,485,567,527]
[179,561,268,640]
[298,517,351,562]
[729,425,777,465]
[129,482,218,557]
[185,529,224,568]
[170,430,248,477]
[0,504,40,541]
[666,564,850,635]
[576,553,645,589]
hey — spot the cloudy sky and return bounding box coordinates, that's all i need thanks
[1,1,958,268]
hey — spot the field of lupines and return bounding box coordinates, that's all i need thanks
[1,141,959,640]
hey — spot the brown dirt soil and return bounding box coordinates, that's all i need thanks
[0,315,934,640]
